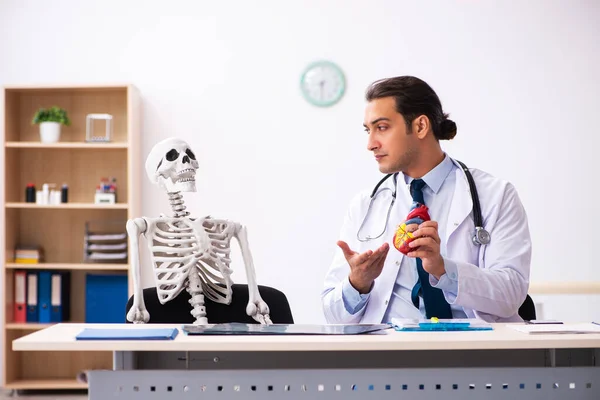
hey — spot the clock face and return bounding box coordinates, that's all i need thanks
[300,61,346,107]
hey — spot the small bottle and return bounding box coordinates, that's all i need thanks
[61,184,69,203]
[51,190,61,205]
[42,183,50,205]
[25,183,36,203]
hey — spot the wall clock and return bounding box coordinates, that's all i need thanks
[300,60,346,107]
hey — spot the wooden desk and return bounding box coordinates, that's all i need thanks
[13,323,600,400]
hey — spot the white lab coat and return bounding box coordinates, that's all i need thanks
[322,159,532,323]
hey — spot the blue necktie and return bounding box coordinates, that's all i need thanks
[409,179,453,319]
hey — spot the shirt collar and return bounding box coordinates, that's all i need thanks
[403,154,454,194]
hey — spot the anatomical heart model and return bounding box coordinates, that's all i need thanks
[393,203,430,255]
[126,137,271,325]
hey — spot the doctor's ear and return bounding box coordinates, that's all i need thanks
[412,115,430,139]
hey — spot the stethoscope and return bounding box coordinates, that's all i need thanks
[356,160,491,246]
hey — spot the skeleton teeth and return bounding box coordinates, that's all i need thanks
[177,169,195,175]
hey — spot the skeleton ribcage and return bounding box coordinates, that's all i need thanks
[148,217,235,304]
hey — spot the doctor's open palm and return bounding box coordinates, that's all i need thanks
[337,240,390,294]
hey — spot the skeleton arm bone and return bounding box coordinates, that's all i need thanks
[234,224,272,324]
[126,218,150,323]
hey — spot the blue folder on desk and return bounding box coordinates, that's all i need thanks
[392,318,493,331]
[76,328,179,340]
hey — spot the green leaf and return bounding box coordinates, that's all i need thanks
[31,106,71,126]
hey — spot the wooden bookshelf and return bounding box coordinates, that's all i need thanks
[6,202,129,209]
[4,378,88,390]
[5,263,129,271]
[5,323,52,331]
[1,84,141,391]
[5,142,128,149]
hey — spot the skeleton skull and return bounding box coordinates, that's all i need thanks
[145,137,199,193]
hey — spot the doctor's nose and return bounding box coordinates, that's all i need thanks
[367,136,379,152]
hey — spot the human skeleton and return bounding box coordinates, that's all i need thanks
[126,137,272,325]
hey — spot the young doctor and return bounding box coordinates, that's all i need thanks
[322,76,532,323]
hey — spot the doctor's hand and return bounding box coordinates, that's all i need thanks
[337,240,390,294]
[406,220,446,280]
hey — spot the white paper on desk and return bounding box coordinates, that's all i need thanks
[508,323,600,334]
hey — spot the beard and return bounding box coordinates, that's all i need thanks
[379,145,418,174]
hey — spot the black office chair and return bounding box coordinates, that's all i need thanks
[125,284,294,324]
[518,294,536,321]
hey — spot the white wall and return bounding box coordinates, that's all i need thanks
[1,0,599,380]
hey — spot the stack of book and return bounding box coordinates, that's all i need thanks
[14,245,44,264]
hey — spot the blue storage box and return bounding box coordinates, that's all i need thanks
[85,274,128,323]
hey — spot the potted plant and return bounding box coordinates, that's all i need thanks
[32,106,71,143]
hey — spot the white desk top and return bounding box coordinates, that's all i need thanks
[12,323,600,352]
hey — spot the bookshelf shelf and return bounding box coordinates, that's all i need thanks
[5,323,52,330]
[5,263,129,271]
[5,141,128,149]
[4,378,88,390]
[1,84,141,391]
[6,202,128,209]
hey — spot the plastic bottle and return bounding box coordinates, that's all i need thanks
[42,183,50,205]
[61,184,69,203]
[25,183,36,203]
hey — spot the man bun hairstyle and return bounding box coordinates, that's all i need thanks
[365,76,457,141]
[439,118,457,140]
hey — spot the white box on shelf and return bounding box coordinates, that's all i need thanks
[95,192,116,204]
[86,113,113,142]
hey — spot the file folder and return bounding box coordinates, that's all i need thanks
[50,271,71,322]
[392,318,493,331]
[38,271,52,323]
[75,328,179,341]
[85,274,128,323]
[508,323,600,334]
[26,271,38,322]
[13,271,27,323]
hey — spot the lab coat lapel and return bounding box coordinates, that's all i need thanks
[445,162,473,243]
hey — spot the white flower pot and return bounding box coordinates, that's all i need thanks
[39,121,61,143]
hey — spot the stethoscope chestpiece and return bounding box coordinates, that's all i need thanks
[472,227,491,246]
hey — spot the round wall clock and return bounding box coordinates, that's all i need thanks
[300,60,346,107]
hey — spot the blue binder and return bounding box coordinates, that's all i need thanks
[26,271,38,322]
[85,274,128,323]
[37,271,52,323]
[50,271,71,322]
[76,328,179,341]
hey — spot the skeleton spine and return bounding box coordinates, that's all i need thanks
[168,191,190,218]
[187,269,208,324]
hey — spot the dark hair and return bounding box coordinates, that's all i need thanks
[365,76,457,140]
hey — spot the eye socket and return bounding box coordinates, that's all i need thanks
[166,149,179,161]
[185,149,196,160]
